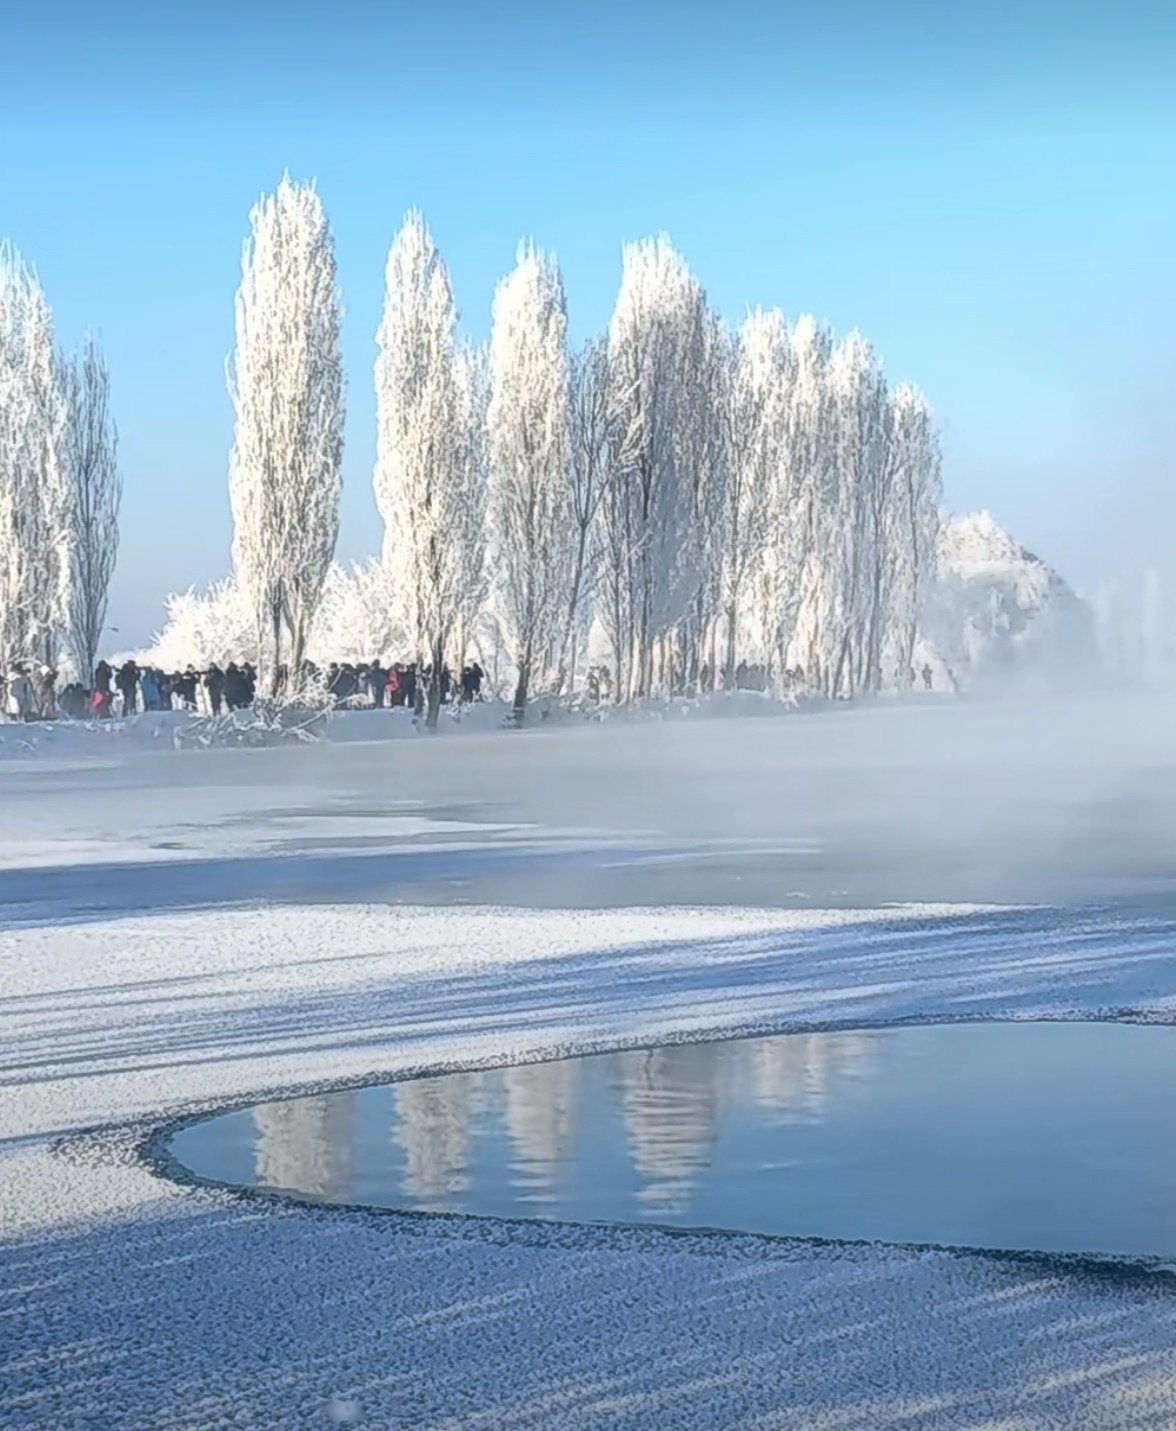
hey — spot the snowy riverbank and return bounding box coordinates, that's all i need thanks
[5,702,1176,1428]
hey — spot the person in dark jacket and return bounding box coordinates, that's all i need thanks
[174,667,199,710]
[205,663,225,715]
[400,663,417,711]
[223,662,245,711]
[368,661,386,708]
[116,660,139,717]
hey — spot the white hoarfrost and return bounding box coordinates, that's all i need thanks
[130,206,1100,712]
[603,237,710,700]
[487,243,572,717]
[0,243,70,670]
[62,334,121,685]
[228,175,344,694]
[885,381,942,683]
[374,211,481,727]
[448,340,490,677]
[928,511,1094,690]
[560,335,611,692]
[723,309,785,685]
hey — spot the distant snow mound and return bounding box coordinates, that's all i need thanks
[927,511,1094,690]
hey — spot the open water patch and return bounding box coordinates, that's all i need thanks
[166,1022,1176,1261]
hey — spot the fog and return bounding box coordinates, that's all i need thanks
[7,692,1176,915]
[369,693,1176,908]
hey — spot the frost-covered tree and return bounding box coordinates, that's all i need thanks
[228,176,344,695]
[776,314,831,688]
[448,341,489,681]
[824,330,888,698]
[0,244,69,671]
[309,560,405,667]
[62,335,121,685]
[487,244,572,720]
[681,312,731,692]
[144,561,409,674]
[144,578,255,672]
[603,237,709,700]
[719,310,785,684]
[374,211,474,729]
[885,383,941,683]
[559,335,613,692]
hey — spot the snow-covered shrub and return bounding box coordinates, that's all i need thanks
[173,687,332,750]
[925,512,1094,691]
[306,560,405,666]
[145,563,408,672]
[142,579,255,670]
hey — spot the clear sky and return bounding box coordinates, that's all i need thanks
[3,0,1174,645]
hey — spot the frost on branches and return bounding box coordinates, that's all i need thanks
[143,563,406,673]
[144,193,1088,711]
[0,244,70,671]
[487,244,572,720]
[62,335,122,685]
[724,310,787,689]
[928,512,1094,691]
[228,176,343,697]
[602,237,711,701]
[374,212,479,729]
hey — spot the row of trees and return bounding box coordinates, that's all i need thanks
[226,178,944,726]
[0,244,121,682]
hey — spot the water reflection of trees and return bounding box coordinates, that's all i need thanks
[617,1034,875,1212]
[253,1092,356,1200]
[740,1033,874,1121]
[619,1045,725,1213]
[246,1032,877,1217]
[501,1061,580,1201]
[393,1075,472,1208]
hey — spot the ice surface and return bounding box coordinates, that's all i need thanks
[4,697,1176,1428]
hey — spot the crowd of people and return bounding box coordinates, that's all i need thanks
[2,655,489,721]
[3,650,942,722]
[321,659,486,709]
[0,665,60,721]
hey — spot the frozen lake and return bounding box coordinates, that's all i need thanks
[169,1020,1176,1260]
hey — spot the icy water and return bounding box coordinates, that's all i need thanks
[168,1022,1176,1259]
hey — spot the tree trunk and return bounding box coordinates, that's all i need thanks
[512,660,530,725]
[425,637,443,731]
[290,615,307,696]
[556,523,589,696]
[269,599,283,699]
[723,603,738,689]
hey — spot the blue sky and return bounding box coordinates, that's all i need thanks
[3,0,1174,644]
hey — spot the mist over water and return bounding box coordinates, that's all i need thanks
[5,689,1174,913]
[302,691,1176,909]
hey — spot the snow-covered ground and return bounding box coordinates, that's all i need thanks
[5,697,1176,1428]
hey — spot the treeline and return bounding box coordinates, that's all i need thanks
[226,180,942,726]
[4,179,944,728]
[0,245,121,683]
